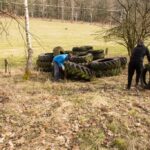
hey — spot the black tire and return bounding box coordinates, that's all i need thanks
[64,50,73,54]
[90,58,121,70]
[88,50,105,60]
[118,57,127,69]
[95,68,121,77]
[141,64,150,89]
[36,53,54,72]
[78,63,90,68]
[73,51,88,56]
[80,46,93,51]
[70,53,93,63]
[72,46,93,52]
[90,58,121,77]
[65,61,95,81]
[72,46,93,55]
[37,53,54,62]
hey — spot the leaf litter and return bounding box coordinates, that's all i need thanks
[0,69,150,149]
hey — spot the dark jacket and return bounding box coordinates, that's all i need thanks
[130,45,150,63]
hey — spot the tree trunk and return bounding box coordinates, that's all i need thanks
[61,0,64,21]
[42,0,45,18]
[90,1,93,23]
[24,0,33,78]
[71,0,74,22]
[90,10,93,23]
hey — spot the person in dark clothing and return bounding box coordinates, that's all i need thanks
[127,39,150,89]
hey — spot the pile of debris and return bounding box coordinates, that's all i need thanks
[36,46,127,81]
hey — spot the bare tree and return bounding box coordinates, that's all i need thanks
[70,0,75,22]
[61,0,64,21]
[104,0,150,56]
[24,0,33,77]
[42,0,46,18]
[89,1,93,23]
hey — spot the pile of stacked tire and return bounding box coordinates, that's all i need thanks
[36,46,64,72]
[36,46,127,81]
[36,53,53,72]
[141,64,150,89]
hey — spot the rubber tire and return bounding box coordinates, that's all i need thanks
[80,46,93,51]
[65,61,95,81]
[88,50,105,60]
[71,53,93,63]
[73,51,88,56]
[64,50,73,54]
[36,53,54,72]
[90,58,121,77]
[141,64,150,89]
[37,53,54,62]
[118,57,127,69]
[72,46,93,52]
[78,63,90,68]
[72,46,93,55]
[95,68,121,77]
[90,58,121,70]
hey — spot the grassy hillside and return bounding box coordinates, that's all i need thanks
[0,69,150,149]
[0,18,127,67]
[0,18,150,150]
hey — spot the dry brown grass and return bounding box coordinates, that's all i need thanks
[0,68,150,150]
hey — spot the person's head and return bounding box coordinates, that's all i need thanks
[137,39,144,46]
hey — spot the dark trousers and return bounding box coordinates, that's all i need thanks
[127,62,143,89]
[53,62,60,80]
[53,62,65,81]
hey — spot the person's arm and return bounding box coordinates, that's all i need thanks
[146,48,150,63]
[59,63,65,70]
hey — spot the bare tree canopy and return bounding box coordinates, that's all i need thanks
[0,0,119,23]
[104,0,150,56]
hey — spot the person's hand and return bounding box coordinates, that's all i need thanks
[61,65,65,71]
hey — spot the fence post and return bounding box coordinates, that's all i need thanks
[4,59,11,75]
[4,59,8,73]
[105,48,108,55]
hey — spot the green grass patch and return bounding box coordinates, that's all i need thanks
[113,138,128,150]
[77,127,106,150]
[0,18,128,68]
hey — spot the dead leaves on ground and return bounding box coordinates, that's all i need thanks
[0,70,150,149]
